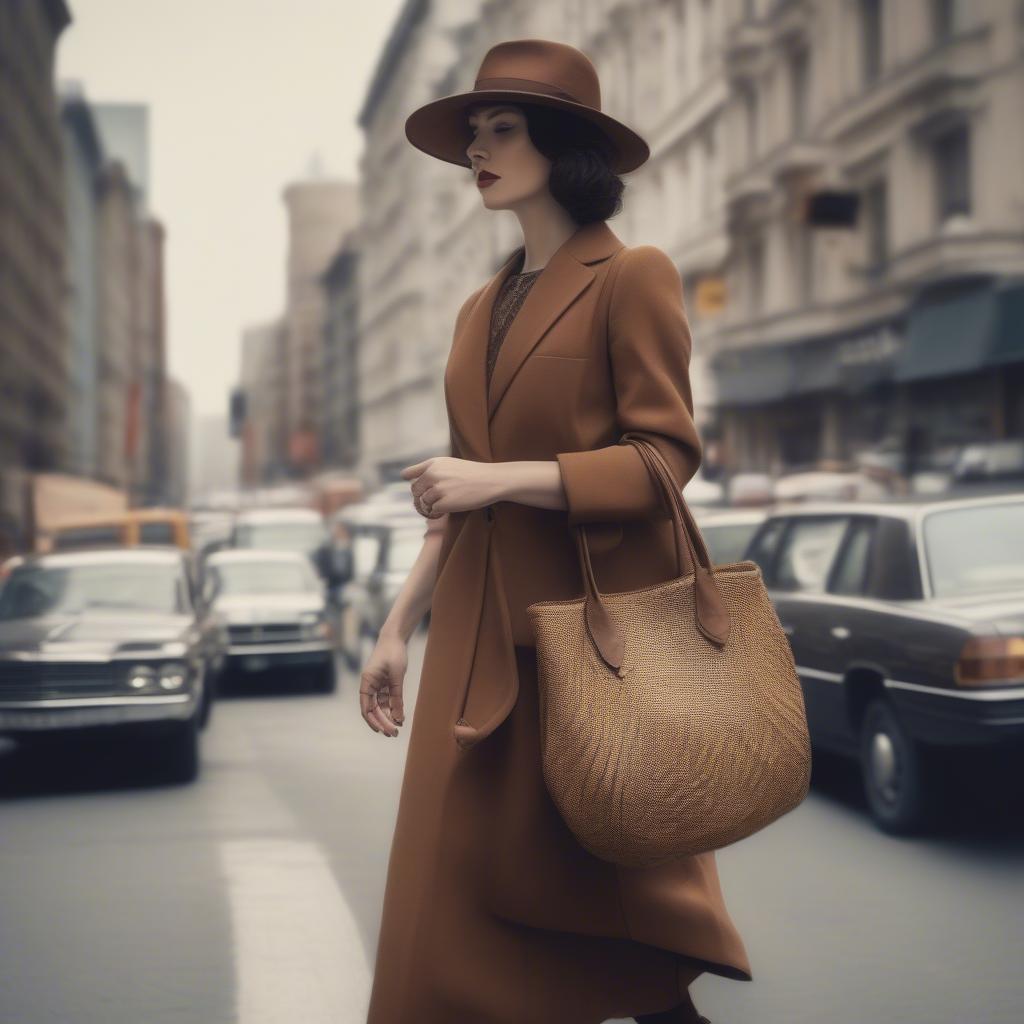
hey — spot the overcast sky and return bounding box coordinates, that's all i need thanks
[57,0,406,420]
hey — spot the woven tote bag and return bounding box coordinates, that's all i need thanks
[525,433,812,867]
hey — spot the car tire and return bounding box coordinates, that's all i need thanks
[159,715,200,784]
[859,697,933,834]
[198,668,215,730]
[314,659,337,694]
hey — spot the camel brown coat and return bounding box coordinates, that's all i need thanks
[366,219,752,1024]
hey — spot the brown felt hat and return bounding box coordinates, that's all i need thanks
[404,39,650,175]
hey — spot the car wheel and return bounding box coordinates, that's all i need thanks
[198,668,215,730]
[313,659,337,694]
[158,715,200,784]
[859,697,933,834]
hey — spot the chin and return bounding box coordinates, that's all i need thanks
[480,192,507,210]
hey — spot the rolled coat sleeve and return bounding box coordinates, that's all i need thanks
[555,245,702,525]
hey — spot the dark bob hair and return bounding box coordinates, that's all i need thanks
[517,102,626,225]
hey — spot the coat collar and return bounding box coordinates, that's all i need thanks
[445,219,625,462]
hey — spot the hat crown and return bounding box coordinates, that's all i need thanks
[474,39,601,111]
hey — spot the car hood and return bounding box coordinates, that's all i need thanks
[0,613,196,658]
[213,594,324,621]
[927,589,1024,636]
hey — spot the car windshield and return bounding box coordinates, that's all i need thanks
[701,521,763,565]
[0,562,186,619]
[923,502,1024,597]
[211,561,317,595]
[234,521,325,552]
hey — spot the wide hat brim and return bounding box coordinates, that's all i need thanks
[405,88,650,175]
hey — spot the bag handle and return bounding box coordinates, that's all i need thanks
[573,435,730,676]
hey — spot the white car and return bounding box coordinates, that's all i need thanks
[204,549,336,693]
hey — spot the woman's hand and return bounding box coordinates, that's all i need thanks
[359,631,408,738]
[401,456,502,517]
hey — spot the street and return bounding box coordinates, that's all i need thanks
[1,629,1022,1024]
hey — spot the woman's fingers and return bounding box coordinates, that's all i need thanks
[359,678,402,737]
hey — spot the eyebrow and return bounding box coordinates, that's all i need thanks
[467,106,519,124]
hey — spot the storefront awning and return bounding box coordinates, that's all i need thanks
[894,279,1024,382]
[712,324,902,406]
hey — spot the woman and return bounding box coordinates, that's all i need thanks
[360,39,752,1024]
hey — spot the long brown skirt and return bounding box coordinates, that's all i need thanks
[366,641,748,1023]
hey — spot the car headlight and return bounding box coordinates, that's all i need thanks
[157,662,189,690]
[299,611,330,639]
[125,661,190,692]
[126,664,157,691]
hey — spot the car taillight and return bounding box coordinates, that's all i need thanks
[954,636,1024,687]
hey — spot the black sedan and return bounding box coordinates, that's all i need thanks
[741,491,1024,833]
[0,547,225,783]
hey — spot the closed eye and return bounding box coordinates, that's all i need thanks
[469,122,514,137]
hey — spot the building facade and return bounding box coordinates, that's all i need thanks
[280,178,358,475]
[0,0,72,478]
[59,88,104,481]
[321,231,362,471]
[706,0,1024,474]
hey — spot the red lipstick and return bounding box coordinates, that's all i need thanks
[477,169,500,189]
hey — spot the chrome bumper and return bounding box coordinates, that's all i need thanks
[226,640,333,657]
[0,692,200,732]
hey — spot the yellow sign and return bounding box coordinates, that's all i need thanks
[693,275,727,318]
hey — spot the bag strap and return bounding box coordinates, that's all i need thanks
[573,435,730,675]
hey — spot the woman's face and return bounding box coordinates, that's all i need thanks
[465,103,551,211]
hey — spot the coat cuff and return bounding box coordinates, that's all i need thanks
[556,443,673,526]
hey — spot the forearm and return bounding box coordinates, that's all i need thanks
[380,530,444,643]
[492,461,569,512]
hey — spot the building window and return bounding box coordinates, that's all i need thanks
[859,0,882,85]
[743,85,759,162]
[789,46,810,137]
[700,0,714,67]
[862,177,888,270]
[748,235,765,315]
[796,226,814,304]
[931,0,969,42]
[932,123,971,223]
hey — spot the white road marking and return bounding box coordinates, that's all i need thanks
[220,838,371,1023]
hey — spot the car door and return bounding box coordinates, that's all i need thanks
[817,515,880,750]
[765,514,853,751]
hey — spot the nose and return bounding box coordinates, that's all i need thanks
[466,134,487,164]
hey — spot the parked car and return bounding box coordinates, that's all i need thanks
[740,491,1024,833]
[204,549,336,693]
[337,515,428,671]
[692,507,768,566]
[228,507,343,594]
[0,547,222,782]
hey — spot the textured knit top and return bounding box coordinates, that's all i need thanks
[486,251,543,386]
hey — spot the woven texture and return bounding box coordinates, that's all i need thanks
[526,437,812,867]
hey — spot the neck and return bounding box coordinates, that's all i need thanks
[513,194,579,273]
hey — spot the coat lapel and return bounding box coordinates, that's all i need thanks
[444,219,624,462]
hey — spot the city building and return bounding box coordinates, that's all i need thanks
[706,0,1024,473]
[321,230,362,471]
[0,0,72,483]
[59,86,104,481]
[281,176,358,475]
